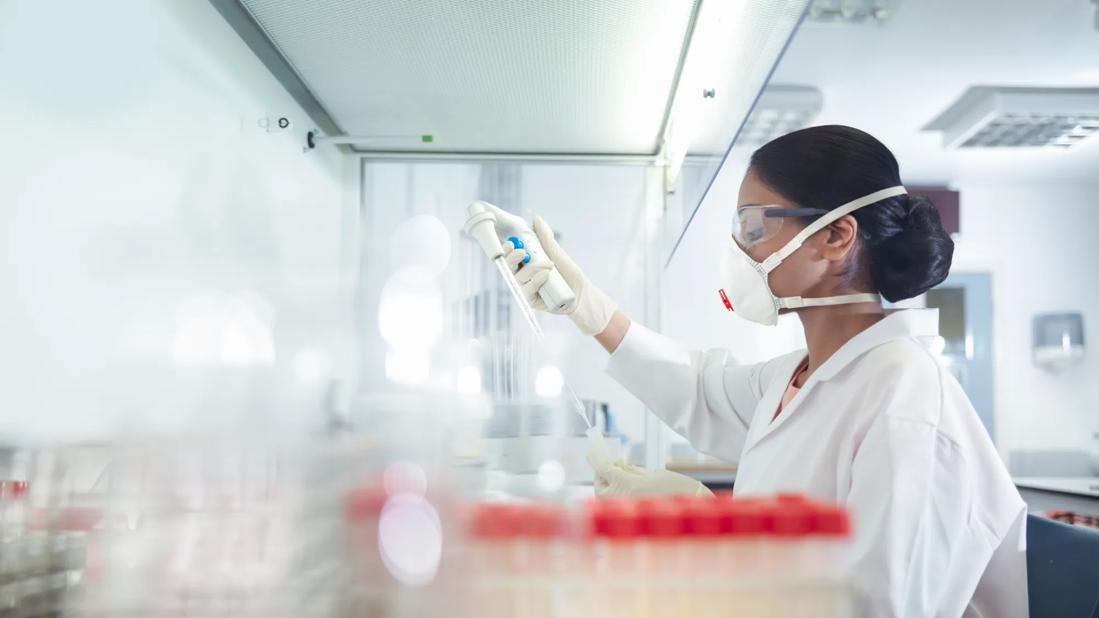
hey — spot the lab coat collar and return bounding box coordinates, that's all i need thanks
[743,309,940,452]
[811,309,940,382]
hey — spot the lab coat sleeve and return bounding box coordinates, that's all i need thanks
[844,362,1015,617]
[604,322,767,463]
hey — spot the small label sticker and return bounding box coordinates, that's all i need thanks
[719,289,733,311]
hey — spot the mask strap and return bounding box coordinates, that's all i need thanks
[778,293,881,309]
[760,186,907,273]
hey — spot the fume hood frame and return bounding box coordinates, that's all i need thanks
[210,0,809,168]
[303,129,662,164]
[212,0,704,161]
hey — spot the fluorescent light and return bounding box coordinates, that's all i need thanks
[663,0,751,186]
[660,0,806,184]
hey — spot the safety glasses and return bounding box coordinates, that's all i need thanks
[732,205,829,248]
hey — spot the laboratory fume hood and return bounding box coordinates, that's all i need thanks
[211,0,808,188]
[207,0,811,472]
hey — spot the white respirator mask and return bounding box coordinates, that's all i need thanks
[718,186,907,326]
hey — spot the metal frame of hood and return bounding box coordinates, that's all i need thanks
[208,0,345,140]
[209,0,701,163]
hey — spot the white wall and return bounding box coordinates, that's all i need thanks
[0,1,359,442]
[950,183,1099,457]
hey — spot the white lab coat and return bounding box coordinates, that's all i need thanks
[606,309,1028,617]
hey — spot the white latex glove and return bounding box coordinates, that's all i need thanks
[502,215,618,336]
[585,451,713,498]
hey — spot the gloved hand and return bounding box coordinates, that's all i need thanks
[501,214,617,336]
[586,451,713,498]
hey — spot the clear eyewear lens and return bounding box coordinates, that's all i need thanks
[732,206,783,247]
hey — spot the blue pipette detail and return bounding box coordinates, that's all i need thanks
[507,235,531,263]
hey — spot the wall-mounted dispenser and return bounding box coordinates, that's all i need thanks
[1032,312,1086,371]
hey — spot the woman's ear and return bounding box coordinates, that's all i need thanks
[820,214,859,262]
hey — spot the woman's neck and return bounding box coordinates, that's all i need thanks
[797,302,886,383]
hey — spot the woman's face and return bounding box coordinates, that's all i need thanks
[735,168,848,303]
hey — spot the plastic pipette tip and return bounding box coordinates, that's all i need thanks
[586,426,611,468]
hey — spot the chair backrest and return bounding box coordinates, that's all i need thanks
[1027,514,1099,618]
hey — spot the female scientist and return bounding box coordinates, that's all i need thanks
[503,126,1027,617]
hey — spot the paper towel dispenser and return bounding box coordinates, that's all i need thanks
[1033,312,1085,371]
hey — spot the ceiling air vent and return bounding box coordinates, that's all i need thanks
[924,87,1099,149]
[804,0,902,25]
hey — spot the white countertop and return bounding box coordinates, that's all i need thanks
[1014,476,1099,499]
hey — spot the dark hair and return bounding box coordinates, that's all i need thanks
[749,125,954,302]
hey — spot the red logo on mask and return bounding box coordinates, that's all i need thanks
[719,289,733,311]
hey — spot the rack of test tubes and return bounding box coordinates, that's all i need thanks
[4,443,862,618]
[0,479,92,617]
[454,494,858,618]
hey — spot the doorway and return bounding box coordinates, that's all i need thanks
[926,272,996,437]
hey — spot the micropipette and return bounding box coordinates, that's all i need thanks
[464,201,610,457]
[466,201,575,313]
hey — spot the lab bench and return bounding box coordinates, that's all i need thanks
[1014,476,1099,517]
[670,465,1099,522]
[670,461,737,491]
[672,471,1099,517]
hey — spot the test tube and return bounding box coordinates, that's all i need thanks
[0,481,31,611]
[516,504,573,618]
[638,498,687,618]
[585,426,611,468]
[772,498,814,616]
[719,497,773,616]
[466,502,521,618]
[682,498,725,618]
[808,504,854,618]
[589,499,642,618]
[343,483,393,616]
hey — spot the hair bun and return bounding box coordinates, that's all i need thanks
[903,195,934,229]
[868,195,954,302]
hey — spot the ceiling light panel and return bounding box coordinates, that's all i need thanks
[241,0,698,155]
[925,87,1099,150]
